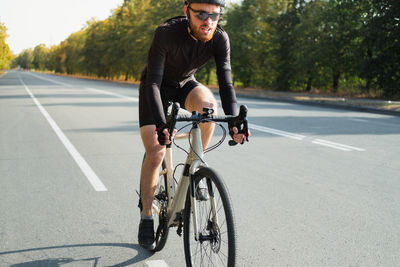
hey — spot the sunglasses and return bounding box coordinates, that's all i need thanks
[188,6,222,21]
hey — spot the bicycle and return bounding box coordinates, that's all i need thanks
[138,102,249,266]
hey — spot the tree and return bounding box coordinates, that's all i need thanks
[15,49,34,69]
[225,1,256,87]
[225,0,283,88]
[292,0,328,91]
[363,0,400,97]
[0,22,12,69]
[116,0,181,80]
[32,44,49,70]
[83,19,108,77]
[112,0,153,80]
[271,0,302,91]
[64,30,86,74]
[315,0,366,92]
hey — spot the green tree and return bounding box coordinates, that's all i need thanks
[45,45,58,71]
[83,19,110,77]
[292,0,328,91]
[52,42,67,73]
[64,30,86,74]
[285,0,372,92]
[270,0,303,91]
[319,0,365,92]
[225,0,283,88]
[363,0,400,97]
[225,1,256,87]
[15,49,34,69]
[116,0,181,80]
[0,22,12,69]
[32,44,49,70]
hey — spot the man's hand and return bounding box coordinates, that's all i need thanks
[230,126,251,144]
[156,124,177,146]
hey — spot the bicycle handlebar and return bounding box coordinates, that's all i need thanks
[166,102,249,146]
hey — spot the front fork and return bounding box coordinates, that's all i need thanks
[166,124,219,241]
[190,169,219,242]
[187,125,218,242]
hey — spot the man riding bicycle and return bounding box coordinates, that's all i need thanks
[138,0,249,250]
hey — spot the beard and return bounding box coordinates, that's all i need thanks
[189,19,217,43]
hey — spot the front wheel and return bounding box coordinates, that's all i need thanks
[183,167,236,266]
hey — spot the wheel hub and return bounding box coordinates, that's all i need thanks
[199,220,221,253]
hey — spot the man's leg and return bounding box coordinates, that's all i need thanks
[184,85,218,149]
[138,125,165,250]
[140,125,165,216]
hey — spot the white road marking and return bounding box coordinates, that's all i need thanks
[145,260,169,267]
[248,123,306,140]
[348,118,369,123]
[312,139,365,152]
[85,87,138,102]
[249,123,365,152]
[25,72,72,87]
[19,73,107,192]
[26,72,138,101]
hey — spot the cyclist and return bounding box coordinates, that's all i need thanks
[138,0,250,250]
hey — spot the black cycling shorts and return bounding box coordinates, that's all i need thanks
[139,79,201,127]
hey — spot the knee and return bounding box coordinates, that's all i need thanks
[202,97,218,115]
[198,98,217,113]
[205,95,218,110]
[187,87,218,114]
[144,148,165,169]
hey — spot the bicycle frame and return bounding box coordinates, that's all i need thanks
[163,120,208,240]
[147,102,247,264]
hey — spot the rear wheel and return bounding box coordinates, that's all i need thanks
[183,167,236,266]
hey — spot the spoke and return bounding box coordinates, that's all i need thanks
[187,172,233,267]
[215,249,228,266]
[220,238,229,245]
[216,200,224,214]
[218,216,226,228]
[193,241,201,264]
[200,243,207,266]
[203,245,212,266]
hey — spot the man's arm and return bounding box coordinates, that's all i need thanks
[214,30,238,116]
[215,30,250,144]
[145,27,168,127]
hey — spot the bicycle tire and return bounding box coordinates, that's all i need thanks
[183,167,236,266]
[140,154,169,252]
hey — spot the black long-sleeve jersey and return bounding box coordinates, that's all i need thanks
[140,16,238,127]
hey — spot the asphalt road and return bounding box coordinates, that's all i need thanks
[1,71,400,266]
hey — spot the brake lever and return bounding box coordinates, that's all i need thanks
[167,102,180,141]
[228,140,238,146]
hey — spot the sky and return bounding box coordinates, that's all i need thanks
[0,0,241,55]
[0,0,124,55]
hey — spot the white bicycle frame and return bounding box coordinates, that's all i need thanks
[161,108,211,240]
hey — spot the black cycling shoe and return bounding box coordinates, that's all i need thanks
[138,219,155,250]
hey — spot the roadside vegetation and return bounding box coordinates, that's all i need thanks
[4,0,400,99]
[0,22,13,71]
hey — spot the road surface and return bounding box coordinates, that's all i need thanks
[1,71,399,266]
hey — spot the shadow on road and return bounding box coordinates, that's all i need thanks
[0,242,152,267]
